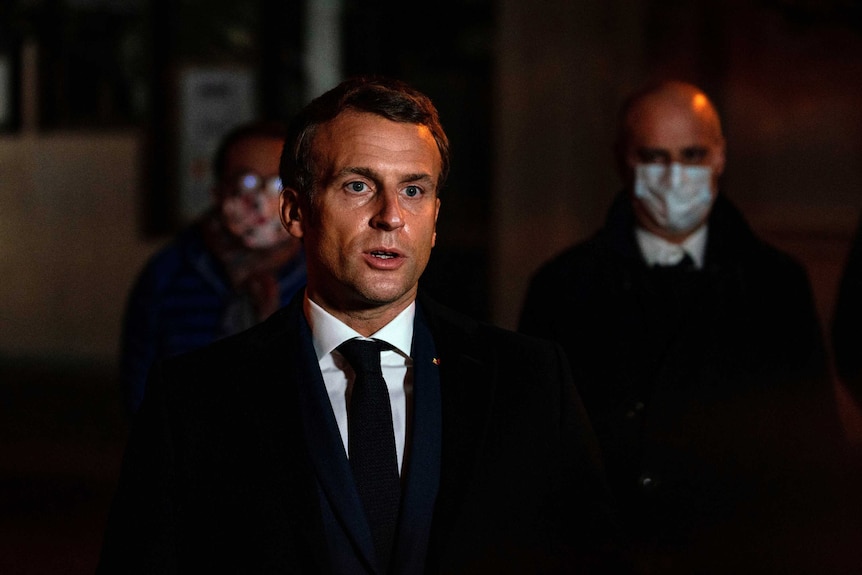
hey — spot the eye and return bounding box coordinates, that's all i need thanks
[637,149,670,164]
[347,181,369,193]
[404,185,421,198]
[681,147,708,164]
[237,172,262,194]
[264,176,282,196]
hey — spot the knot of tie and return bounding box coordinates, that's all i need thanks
[337,338,400,571]
[338,338,388,379]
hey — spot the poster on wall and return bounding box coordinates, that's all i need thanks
[178,67,257,222]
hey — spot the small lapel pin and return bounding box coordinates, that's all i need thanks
[432,357,441,366]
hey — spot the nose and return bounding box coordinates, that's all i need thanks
[370,190,404,231]
[664,162,683,187]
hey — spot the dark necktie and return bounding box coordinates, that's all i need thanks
[338,338,401,572]
[650,252,698,331]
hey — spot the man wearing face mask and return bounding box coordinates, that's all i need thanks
[120,122,306,414]
[520,81,844,572]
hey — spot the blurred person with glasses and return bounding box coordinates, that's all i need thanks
[120,121,306,414]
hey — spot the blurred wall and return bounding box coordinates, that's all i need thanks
[720,4,862,328]
[0,132,161,366]
[493,0,649,329]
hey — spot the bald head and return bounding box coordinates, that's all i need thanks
[619,81,724,150]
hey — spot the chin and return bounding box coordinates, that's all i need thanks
[355,282,413,307]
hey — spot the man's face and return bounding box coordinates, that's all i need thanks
[281,111,441,323]
[621,94,726,240]
[217,135,290,249]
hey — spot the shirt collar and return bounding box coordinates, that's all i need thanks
[304,295,415,361]
[635,224,708,269]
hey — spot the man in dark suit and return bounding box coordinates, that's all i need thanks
[519,81,848,573]
[98,76,621,574]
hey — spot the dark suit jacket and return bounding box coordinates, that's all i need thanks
[98,292,621,574]
[520,194,848,573]
[833,212,862,398]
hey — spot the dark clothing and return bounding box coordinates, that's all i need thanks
[99,292,623,574]
[833,214,862,395]
[520,193,845,573]
[120,222,306,413]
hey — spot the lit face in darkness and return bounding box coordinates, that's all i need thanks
[281,111,441,333]
[620,85,726,241]
[217,135,290,249]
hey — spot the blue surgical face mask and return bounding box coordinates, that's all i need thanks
[634,162,714,234]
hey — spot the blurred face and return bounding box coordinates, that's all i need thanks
[216,135,290,249]
[621,91,726,241]
[281,111,441,330]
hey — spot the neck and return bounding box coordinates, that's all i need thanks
[305,291,416,337]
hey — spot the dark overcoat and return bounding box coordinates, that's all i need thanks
[520,194,847,573]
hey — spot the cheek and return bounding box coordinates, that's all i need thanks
[708,152,725,177]
[226,194,261,212]
[423,220,437,246]
[221,198,249,225]
[419,208,439,238]
[224,195,280,225]
[304,215,347,263]
[708,169,721,195]
[261,194,280,216]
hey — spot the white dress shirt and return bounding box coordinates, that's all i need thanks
[304,296,414,474]
[635,224,708,269]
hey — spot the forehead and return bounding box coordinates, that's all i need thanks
[626,98,718,151]
[311,111,442,179]
[224,136,284,171]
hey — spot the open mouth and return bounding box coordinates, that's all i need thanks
[371,250,398,260]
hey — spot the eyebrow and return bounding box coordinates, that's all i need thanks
[635,146,708,157]
[334,166,436,186]
[635,147,670,157]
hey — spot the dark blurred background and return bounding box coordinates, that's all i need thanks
[1,0,862,573]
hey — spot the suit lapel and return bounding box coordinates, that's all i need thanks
[240,299,332,572]
[289,301,379,572]
[417,296,496,563]
[391,305,442,574]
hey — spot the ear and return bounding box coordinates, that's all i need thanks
[280,187,305,239]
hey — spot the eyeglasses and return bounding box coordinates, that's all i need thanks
[231,172,282,197]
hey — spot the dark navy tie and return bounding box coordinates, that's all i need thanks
[338,338,401,573]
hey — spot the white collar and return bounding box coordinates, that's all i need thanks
[635,224,708,269]
[304,295,415,361]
